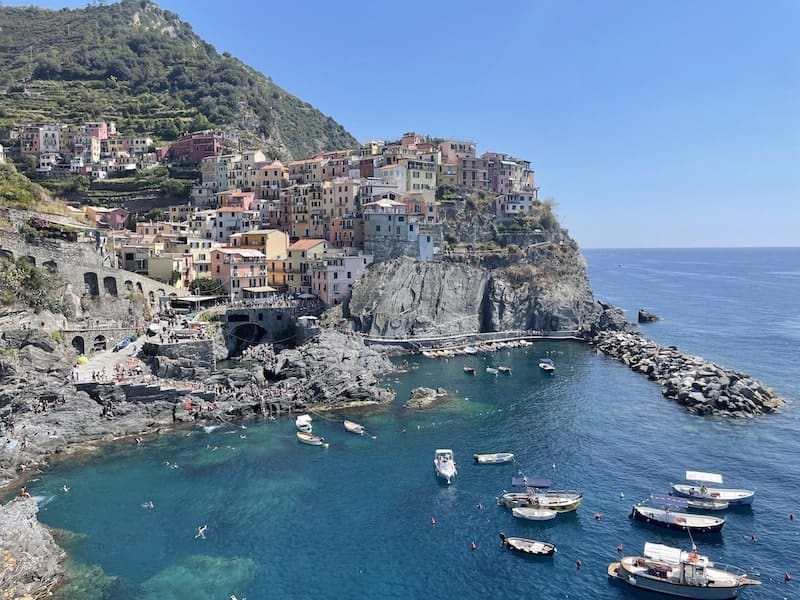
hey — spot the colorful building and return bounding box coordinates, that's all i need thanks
[210,247,268,301]
[311,250,374,305]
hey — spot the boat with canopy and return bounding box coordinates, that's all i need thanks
[671,471,756,506]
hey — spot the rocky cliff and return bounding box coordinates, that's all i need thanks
[344,239,600,338]
[0,498,65,599]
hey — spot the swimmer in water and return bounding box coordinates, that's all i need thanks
[62,485,69,493]
[195,525,207,539]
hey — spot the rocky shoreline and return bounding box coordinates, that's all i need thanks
[0,326,394,598]
[593,330,784,416]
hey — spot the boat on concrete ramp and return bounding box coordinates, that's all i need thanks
[671,471,756,506]
[498,533,556,556]
[609,542,760,598]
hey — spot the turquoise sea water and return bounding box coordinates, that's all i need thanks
[16,248,800,599]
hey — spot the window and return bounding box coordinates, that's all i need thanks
[333,272,338,279]
[347,272,351,278]
[376,225,381,232]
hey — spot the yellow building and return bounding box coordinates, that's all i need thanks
[322,177,360,219]
[229,229,289,260]
[286,239,327,293]
[267,255,287,288]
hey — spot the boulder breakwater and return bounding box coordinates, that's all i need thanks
[594,330,784,416]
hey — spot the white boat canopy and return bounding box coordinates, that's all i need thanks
[685,471,724,484]
[643,543,683,564]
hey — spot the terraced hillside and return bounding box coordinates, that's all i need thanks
[0,0,357,159]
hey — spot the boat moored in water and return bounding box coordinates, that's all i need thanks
[499,533,556,556]
[538,358,555,373]
[434,449,457,484]
[473,452,514,464]
[343,419,365,435]
[463,366,475,374]
[498,366,512,373]
[512,507,558,521]
[609,542,760,598]
[486,367,499,375]
[296,431,326,446]
[671,471,756,506]
[630,498,725,534]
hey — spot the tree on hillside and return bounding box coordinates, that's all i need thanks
[191,277,224,295]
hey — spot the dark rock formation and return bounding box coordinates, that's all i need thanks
[0,498,65,598]
[404,387,448,409]
[594,330,783,416]
[345,242,600,338]
[638,309,660,323]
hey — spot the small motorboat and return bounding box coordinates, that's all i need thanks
[498,366,512,374]
[538,358,555,373]
[609,542,761,598]
[686,498,729,511]
[671,471,756,506]
[296,431,326,446]
[434,448,457,484]
[486,367,499,375]
[295,414,313,433]
[463,366,475,374]
[630,503,725,534]
[473,452,514,464]
[499,533,556,556]
[463,346,478,355]
[500,491,583,513]
[512,507,557,521]
[343,419,365,435]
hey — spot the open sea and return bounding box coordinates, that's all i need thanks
[15,247,800,599]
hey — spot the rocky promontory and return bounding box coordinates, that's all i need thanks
[594,330,784,416]
[404,387,448,409]
[0,498,65,598]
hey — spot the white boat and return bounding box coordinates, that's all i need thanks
[499,477,583,512]
[686,498,729,511]
[538,358,555,373]
[512,507,557,520]
[295,414,313,433]
[499,533,556,556]
[486,367,499,375]
[473,452,514,464]
[463,346,478,355]
[434,448,457,484]
[609,542,761,598]
[500,491,583,513]
[343,419,365,435]
[671,471,756,506]
[498,366,512,373]
[630,504,725,534]
[463,366,475,374]
[296,431,326,446]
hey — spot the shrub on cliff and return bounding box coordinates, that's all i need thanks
[0,257,66,313]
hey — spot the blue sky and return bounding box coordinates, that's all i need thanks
[6,0,799,248]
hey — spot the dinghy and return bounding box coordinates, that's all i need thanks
[499,533,556,556]
[671,471,756,506]
[343,419,365,435]
[473,452,514,464]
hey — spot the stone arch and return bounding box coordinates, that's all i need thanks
[71,336,85,355]
[231,323,269,355]
[43,259,57,272]
[103,276,118,297]
[136,281,144,294]
[148,290,155,304]
[0,249,14,261]
[92,335,107,352]
[124,280,133,291]
[84,272,100,296]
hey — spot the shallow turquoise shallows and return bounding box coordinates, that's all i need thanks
[21,248,800,599]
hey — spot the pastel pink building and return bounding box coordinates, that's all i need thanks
[210,247,268,301]
[84,121,109,140]
[311,251,374,305]
[218,189,257,211]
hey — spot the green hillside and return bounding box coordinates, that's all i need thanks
[0,0,357,160]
